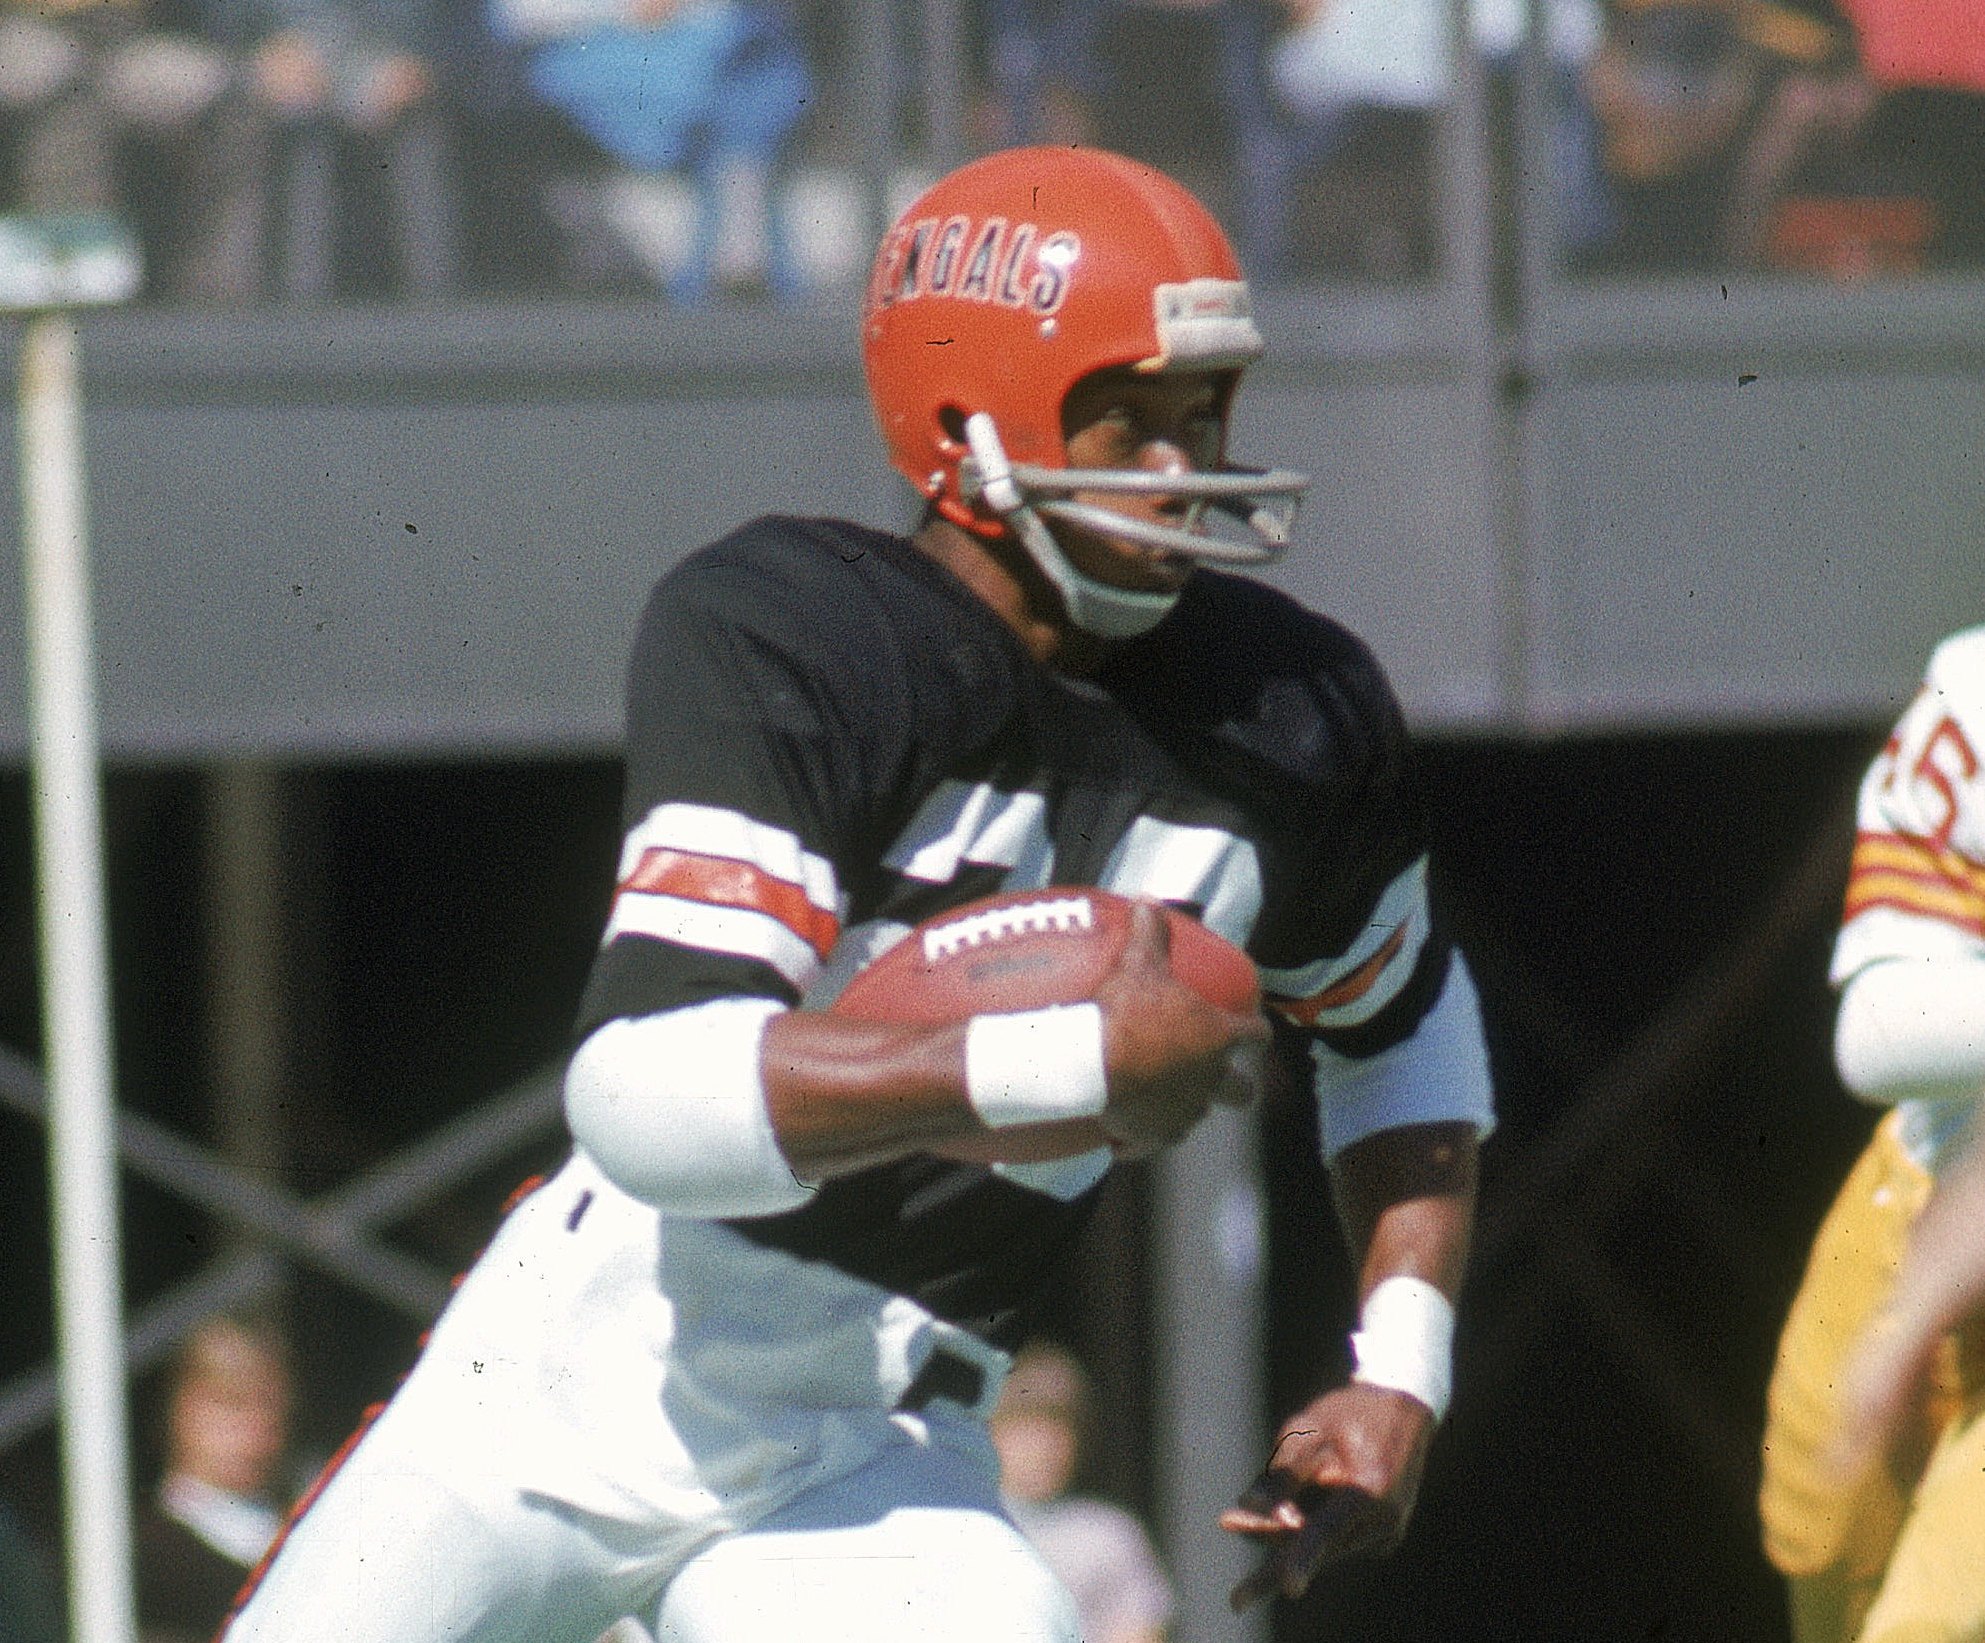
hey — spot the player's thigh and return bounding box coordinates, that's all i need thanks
[1856,1405,1985,1643]
[652,1435,1079,1643]
[1761,1119,1929,1579]
[225,1441,634,1643]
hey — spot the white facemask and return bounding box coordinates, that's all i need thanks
[958,412,1308,639]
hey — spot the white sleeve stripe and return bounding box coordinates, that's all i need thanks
[1298,912,1432,1030]
[617,801,840,914]
[605,892,824,992]
[884,780,1050,882]
[1099,816,1264,944]
[1257,855,1431,1001]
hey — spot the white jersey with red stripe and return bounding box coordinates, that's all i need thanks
[575,513,1492,1351]
[1832,624,1985,1170]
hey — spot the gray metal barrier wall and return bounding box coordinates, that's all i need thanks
[3,274,1978,760]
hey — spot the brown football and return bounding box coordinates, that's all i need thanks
[832,887,1260,1166]
[831,887,1258,1023]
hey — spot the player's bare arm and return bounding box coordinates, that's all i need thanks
[761,901,1270,1181]
[1838,1093,1985,1472]
[1224,1119,1479,1608]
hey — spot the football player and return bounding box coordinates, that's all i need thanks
[1760,624,1985,1643]
[222,146,1495,1643]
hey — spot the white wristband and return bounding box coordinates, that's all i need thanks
[964,1004,1109,1129]
[1350,1275,1455,1422]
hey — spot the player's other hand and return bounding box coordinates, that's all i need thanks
[1093,901,1269,1152]
[1830,1304,1948,1485]
[1830,1129,1985,1482]
[1221,1382,1434,1609]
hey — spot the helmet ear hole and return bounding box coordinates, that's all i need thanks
[936,404,969,453]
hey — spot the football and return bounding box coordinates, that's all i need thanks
[832,887,1261,1167]
[831,886,1259,1024]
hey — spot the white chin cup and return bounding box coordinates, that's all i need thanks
[1011,507,1183,639]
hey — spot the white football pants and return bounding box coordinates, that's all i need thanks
[221,1152,1079,1643]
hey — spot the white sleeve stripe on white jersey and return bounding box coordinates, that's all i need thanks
[616,802,840,914]
[604,891,826,993]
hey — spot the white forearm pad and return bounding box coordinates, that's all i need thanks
[1350,1275,1455,1422]
[1835,956,1985,1106]
[964,1004,1109,1129]
[563,999,814,1217]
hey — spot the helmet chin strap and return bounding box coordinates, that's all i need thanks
[959,412,1179,639]
[1008,506,1183,639]
[958,410,1307,639]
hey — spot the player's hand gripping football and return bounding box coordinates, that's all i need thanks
[1091,900,1271,1155]
[1222,1381,1436,1609]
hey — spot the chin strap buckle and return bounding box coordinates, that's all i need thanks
[958,413,1025,515]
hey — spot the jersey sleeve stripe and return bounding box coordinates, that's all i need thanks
[604,892,829,993]
[884,780,1051,882]
[617,801,841,913]
[1848,830,1985,894]
[1267,925,1409,1027]
[1844,831,1985,934]
[1256,855,1432,1028]
[1099,816,1264,943]
[1844,881,1985,935]
[619,847,843,958]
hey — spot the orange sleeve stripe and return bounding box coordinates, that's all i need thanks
[1844,892,1985,937]
[618,847,841,959]
[1844,876,1985,934]
[1844,832,1985,933]
[1268,925,1408,1028]
[1851,831,1985,886]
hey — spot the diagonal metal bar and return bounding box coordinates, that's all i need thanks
[0,1045,566,1451]
[0,1043,449,1315]
[311,1066,564,1230]
[1471,787,1856,1278]
[1506,1218,1759,1504]
[1450,789,1858,1491]
[0,1249,283,1449]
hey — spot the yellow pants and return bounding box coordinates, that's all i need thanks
[1759,1113,1985,1643]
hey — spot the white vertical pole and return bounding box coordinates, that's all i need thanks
[18,311,138,1643]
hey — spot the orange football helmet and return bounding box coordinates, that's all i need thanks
[860,146,1307,635]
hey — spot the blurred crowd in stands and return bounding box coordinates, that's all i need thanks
[0,0,1980,301]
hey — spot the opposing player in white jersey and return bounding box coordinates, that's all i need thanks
[222,145,1495,1643]
[1760,625,1985,1643]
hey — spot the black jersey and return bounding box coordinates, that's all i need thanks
[575,514,1456,1349]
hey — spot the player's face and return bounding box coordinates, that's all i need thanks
[1052,366,1229,594]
